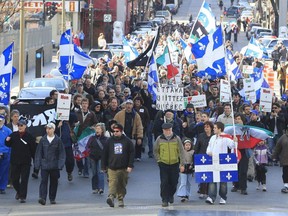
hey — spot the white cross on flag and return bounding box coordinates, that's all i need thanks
[194,153,238,183]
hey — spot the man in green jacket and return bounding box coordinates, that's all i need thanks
[154,122,185,207]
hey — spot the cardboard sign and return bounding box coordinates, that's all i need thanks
[259,88,273,112]
[56,93,72,120]
[220,79,231,102]
[184,95,207,108]
[243,78,256,103]
[242,65,254,74]
[156,86,184,111]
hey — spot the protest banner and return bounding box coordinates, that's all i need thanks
[156,86,184,111]
[220,79,230,102]
[56,93,72,120]
[259,87,273,112]
[243,78,256,103]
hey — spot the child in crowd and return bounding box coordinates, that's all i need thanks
[254,140,269,191]
[177,138,194,202]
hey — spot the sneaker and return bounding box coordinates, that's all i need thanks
[0,190,6,194]
[219,197,226,205]
[241,190,248,195]
[32,172,38,179]
[205,197,214,204]
[38,198,46,205]
[281,187,288,193]
[136,158,141,162]
[162,202,168,207]
[256,184,261,190]
[78,169,82,176]
[98,189,104,195]
[92,189,99,194]
[106,196,114,207]
[20,199,26,203]
[231,187,238,192]
[7,184,13,188]
[262,184,267,192]
[118,199,124,208]
[50,200,56,204]
[199,194,206,199]
[67,173,73,182]
[15,193,20,200]
[180,197,186,202]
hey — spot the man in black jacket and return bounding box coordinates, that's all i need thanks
[34,123,66,206]
[5,120,36,203]
[102,123,135,208]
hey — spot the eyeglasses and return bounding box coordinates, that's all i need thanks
[124,92,129,94]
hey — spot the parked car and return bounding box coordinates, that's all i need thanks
[28,77,68,92]
[106,43,123,57]
[260,38,288,58]
[88,49,113,63]
[13,87,56,105]
[240,10,254,21]
[246,23,261,39]
[254,27,273,39]
[155,10,172,23]
[151,17,166,27]
[135,21,154,29]
[163,3,178,15]
[225,6,241,18]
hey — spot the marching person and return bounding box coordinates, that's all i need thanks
[154,122,185,207]
[205,122,236,205]
[0,115,13,194]
[34,123,66,205]
[102,123,135,208]
[5,120,36,203]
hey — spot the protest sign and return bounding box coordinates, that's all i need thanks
[243,78,256,103]
[220,79,230,102]
[259,88,273,112]
[156,86,184,111]
[56,93,72,120]
[184,95,207,108]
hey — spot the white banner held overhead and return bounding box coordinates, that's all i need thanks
[156,86,184,111]
[184,95,207,108]
[259,88,273,112]
[56,93,72,120]
[243,78,256,103]
[220,79,230,102]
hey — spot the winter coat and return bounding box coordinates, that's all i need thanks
[87,135,108,161]
[34,135,66,170]
[114,109,143,139]
[5,131,36,165]
[273,134,288,166]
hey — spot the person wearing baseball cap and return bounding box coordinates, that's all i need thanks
[154,122,185,207]
[102,123,135,208]
[248,110,265,128]
[5,119,35,203]
[34,121,65,206]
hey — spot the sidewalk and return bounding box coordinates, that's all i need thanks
[10,54,58,97]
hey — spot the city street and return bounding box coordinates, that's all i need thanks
[2,0,285,216]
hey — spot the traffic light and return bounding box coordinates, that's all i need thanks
[46,2,57,20]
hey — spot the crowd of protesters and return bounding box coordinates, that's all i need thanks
[1,14,288,208]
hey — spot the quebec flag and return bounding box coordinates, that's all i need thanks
[191,26,226,80]
[123,37,139,63]
[194,153,238,183]
[244,37,268,59]
[59,29,92,80]
[0,43,13,105]
[147,53,159,101]
[226,49,242,81]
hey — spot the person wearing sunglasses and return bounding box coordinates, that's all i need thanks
[5,120,36,203]
[101,123,135,208]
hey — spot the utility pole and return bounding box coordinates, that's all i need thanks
[19,0,25,89]
[89,0,94,50]
[62,0,66,33]
[43,0,46,26]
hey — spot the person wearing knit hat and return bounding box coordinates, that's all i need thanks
[177,137,194,202]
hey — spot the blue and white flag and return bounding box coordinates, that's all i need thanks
[244,37,268,59]
[0,43,13,105]
[148,54,159,102]
[198,1,216,34]
[239,66,269,101]
[59,29,92,80]
[123,37,139,63]
[226,49,242,81]
[194,153,238,183]
[192,26,226,80]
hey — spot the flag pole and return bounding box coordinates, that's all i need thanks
[144,26,160,71]
[188,0,205,43]
[222,23,237,154]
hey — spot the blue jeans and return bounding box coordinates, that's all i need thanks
[147,121,154,155]
[177,173,192,197]
[90,158,104,191]
[76,157,89,176]
[208,182,227,202]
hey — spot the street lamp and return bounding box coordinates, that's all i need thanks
[89,1,94,50]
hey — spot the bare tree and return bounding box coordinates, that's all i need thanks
[0,0,20,32]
